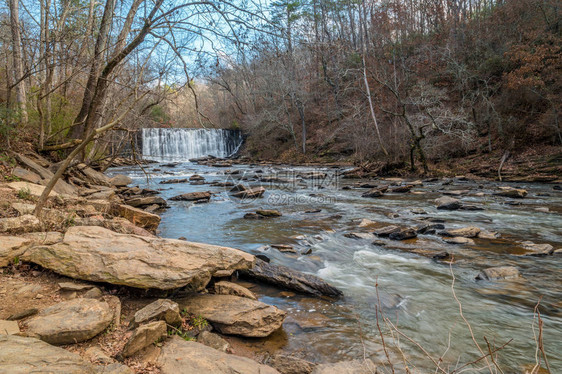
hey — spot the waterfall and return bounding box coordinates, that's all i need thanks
[142,128,243,160]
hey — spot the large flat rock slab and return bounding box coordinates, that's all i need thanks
[179,294,286,337]
[0,335,97,373]
[157,336,280,374]
[7,181,58,198]
[22,226,254,290]
[26,298,113,345]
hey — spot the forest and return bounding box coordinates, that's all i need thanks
[0,0,560,171]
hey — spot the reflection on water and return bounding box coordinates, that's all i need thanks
[109,162,562,372]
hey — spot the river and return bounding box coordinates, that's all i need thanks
[108,161,562,373]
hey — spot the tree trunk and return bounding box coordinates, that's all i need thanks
[8,0,28,125]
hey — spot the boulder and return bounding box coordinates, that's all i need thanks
[197,331,230,352]
[113,204,161,231]
[389,228,417,240]
[58,282,95,292]
[240,259,343,298]
[268,355,316,374]
[122,321,167,357]
[0,215,41,234]
[7,181,58,198]
[98,363,134,374]
[190,174,205,181]
[84,346,115,365]
[232,187,266,199]
[358,219,377,227]
[475,266,520,281]
[22,226,254,290]
[157,336,279,374]
[441,226,481,238]
[170,191,211,202]
[256,209,282,217]
[0,320,20,335]
[12,167,41,184]
[26,298,113,345]
[271,244,297,253]
[179,294,286,337]
[214,281,257,300]
[0,335,97,373]
[477,230,501,239]
[311,359,377,374]
[109,174,132,187]
[85,188,116,200]
[0,236,32,267]
[244,212,265,219]
[133,299,182,327]
[435,196,461,210]
[494,187,527,198]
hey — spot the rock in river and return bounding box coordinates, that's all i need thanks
[240,258,343,298]
[157,336,279,374]
[435,196,461,210]
[494,186,528,198]
[232,187,266,199]
[388,228,417,240]
[311,359,377,374]
[22,226,254,290]
[214,281,257,300]
[170,191,211,202]
[475,266,521,281]
[441,226,481,238]
[179,294,286,337]
[26,298,113,345]
[0,335,97,373]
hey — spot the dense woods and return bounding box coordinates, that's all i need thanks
[0,0,560,171]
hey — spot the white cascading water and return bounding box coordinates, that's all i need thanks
[142,128,243,160]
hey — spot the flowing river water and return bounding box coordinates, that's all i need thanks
[109,161,562,373]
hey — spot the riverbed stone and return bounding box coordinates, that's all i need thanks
[157,336,279,374]
[443,237,475,245]
[22,226,254,290]
[475,266,520,280]
[268,355,316,374]
[122,321,167,357]
[232,187,266,199]
[197,330,230,352]
[495,187,528,198]
[241,259,343,298]
[0,335,97,373]
[441,226,481,238]
[435,196,461,210]
[361,187,386,198]
[256,209,282,217]
[126,196,167,208]
[520,241,554,255]
[113,204,161,231]
[170,191,211,201]
[389,228,417,240]
[344,232,375,240]
[373,225,400,237]
[26,298,113,345]
[214,281,257,300]
[133,299,182,327]
[311,359,377,374]
[179,294,286,337]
